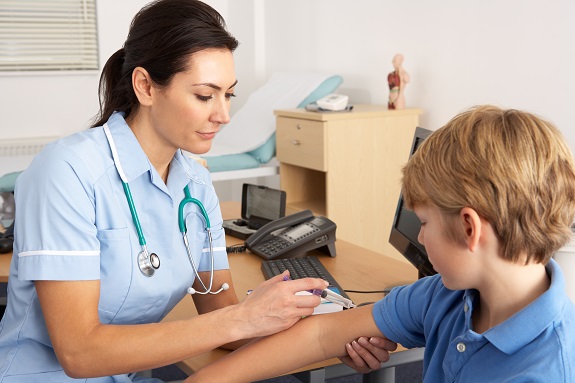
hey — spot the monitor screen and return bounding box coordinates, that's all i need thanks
[388,127,437,279]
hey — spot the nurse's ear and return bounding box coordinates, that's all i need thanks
[132,66,154,107]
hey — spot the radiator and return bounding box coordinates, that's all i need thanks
[0,137,58,176]
[0,137,57,157]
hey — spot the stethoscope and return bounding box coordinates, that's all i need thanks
[103,124,228,295]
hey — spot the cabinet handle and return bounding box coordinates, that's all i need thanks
[296,124,302,130]
[292,139,300,145]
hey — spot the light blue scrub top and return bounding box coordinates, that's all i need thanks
[0,112,229,382]
[373,259,575,382]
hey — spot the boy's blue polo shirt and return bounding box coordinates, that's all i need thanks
[373,259,574,382]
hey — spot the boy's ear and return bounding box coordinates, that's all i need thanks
[460,207,481,252]
[132,66,153,107]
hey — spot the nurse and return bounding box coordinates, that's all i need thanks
[0,1,331,381]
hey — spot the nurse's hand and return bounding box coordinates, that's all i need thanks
[233,270,328,338]
[339,336,397,373]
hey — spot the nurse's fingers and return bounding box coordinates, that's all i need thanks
[292,293,324,309]
[282,276,329,294]
[258,271,328,293]
[258,270,290,286]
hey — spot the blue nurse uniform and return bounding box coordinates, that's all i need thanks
[0,112,229,382]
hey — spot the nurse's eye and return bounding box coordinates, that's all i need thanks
[196,94,213,102]
[225,92,236,100]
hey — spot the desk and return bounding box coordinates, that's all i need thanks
[0,252,10,283]
[164,201,421,382]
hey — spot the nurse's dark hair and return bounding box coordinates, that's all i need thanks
[91,0,238,127]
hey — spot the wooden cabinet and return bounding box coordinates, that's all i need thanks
[275,105,422,264]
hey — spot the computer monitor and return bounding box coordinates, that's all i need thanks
[389,127,437,279]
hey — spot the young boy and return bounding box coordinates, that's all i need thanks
[185,105,575,382]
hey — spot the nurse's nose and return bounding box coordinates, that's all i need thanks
[211,97,231,126]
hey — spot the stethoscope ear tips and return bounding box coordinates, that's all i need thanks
[187,283,229,295]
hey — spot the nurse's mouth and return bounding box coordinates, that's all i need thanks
[197,131,218,140]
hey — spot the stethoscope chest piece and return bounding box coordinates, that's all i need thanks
[138,251,160,277]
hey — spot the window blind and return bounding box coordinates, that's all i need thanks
[0,0,98,72]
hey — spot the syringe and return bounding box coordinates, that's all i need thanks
[308,288,356,309]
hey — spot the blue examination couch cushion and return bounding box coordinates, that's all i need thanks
[204,153,260,173]
[0,171,21,193]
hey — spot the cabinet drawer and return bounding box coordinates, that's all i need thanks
[276,117,326,171]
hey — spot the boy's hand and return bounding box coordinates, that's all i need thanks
[339,336,398,373]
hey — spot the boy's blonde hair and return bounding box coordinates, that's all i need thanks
[402,105,575,264]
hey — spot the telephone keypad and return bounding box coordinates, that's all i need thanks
[255,237,291,255]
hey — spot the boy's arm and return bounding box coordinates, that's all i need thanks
[185,305,390,383]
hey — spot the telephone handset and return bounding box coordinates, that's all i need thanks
[245,210,337,260]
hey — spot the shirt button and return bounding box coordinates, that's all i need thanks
[457,342,466,353]
[464,303,469,312]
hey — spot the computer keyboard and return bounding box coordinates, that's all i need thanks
[261,256,351,300]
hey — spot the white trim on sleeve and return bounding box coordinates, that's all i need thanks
[202,246,227,253]
[19,250,100,257]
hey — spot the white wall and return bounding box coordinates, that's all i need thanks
[1,0,574,168]
[259,0,575,152]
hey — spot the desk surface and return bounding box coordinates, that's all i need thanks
[164,201,417,376]
[0,252,10,283]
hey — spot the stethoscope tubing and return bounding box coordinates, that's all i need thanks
[179,185,210,231]
[122,182,147,247]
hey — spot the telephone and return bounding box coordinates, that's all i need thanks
[245,210,337,260]
[316,93,349,111]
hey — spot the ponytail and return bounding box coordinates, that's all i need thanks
[91,48,137,127]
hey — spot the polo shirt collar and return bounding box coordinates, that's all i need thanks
[480,259,567,354]
[105,112,151,183]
